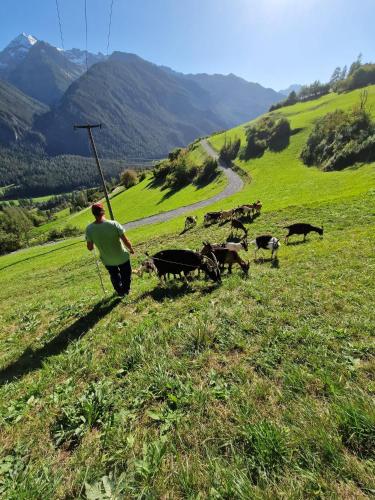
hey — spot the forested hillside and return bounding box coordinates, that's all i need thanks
[0,33,284,198]
[0,80,47,144]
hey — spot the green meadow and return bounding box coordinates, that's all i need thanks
[32,143,226,237]
[0,88,374,498]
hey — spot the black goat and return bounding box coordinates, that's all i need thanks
[251,235,280,260]
[150,249,221,283]
[183,216,197,232]
[284,223,323,243]
[231,218,248,237]
[201,242,249,275]
[204,211,222,226]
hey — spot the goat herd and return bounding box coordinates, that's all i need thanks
[138,200,324,285]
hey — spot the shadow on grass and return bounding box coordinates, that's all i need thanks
[155,171,221,205]
[291,127,304,136]
[254,257,280,269]
[0,240,82,272]
[138,281,219,302]
[286,240,307,246]
[0,296,121,386]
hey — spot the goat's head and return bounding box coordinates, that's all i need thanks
[202,241,213,252]
[241,238,249,251]
[201,253,221,283]
[139,258,157,277]
[241,260,250,275]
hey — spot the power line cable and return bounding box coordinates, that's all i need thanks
[106,0,114,56]
[84,0,88,73]
[55,0,65,50]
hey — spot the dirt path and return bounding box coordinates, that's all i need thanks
[123,139,244,231]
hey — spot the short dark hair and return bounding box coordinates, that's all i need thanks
[91,203,104,217]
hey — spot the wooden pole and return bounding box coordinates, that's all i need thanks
[74,124,115,220]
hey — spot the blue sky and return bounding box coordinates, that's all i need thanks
[0,0,373,90]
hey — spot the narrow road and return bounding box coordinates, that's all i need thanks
[1,141,244,262]
[123,139,244,231]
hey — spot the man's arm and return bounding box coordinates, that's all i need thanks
[87,241,94,251]
[121,234,135,254]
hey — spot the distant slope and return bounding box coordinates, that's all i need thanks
[187,73,284,126]
[208,85,375,212]
[279,83,302,96]
[31,145,228,236]
[36,52,228,158]
[0,79,47,143]
[6,42,83,105]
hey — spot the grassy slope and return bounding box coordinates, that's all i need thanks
[209,86,375,210]
[0,89,374,498]
[32,144,226,237]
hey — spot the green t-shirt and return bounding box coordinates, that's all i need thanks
[86,220,129,266]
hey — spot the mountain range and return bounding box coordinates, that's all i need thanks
[279,84,302,96]
[0,33,285,194]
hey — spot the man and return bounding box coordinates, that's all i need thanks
[86,202,135,296]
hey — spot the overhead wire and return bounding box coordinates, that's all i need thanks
[55,0,65,51]
[106,0,114,56]
[84,0,89,73]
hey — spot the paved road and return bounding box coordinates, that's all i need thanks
[3,141,244,260]
[123,139,244,231]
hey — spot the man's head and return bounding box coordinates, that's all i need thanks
[92,202,105,219]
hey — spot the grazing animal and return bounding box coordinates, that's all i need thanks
[253,200,262,214]
[202,242,249,275]
[139,258,158,277]
[202,239,248,253]
[150,249,221,283]
[184,215,197,231]
[231,218,248,237]
[241,205,255,217]
[219,209,235,222]
[284,223,323,243]
[233,205,254,218]
[233,206,245,217]
[224,239,248,252]
[251,235,280,260]
[204,211,222,226]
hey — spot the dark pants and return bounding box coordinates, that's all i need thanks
[105,260,132,296]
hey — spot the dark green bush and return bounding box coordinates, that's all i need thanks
[338,64,375,92]
[120,169,138,189]
[196,158,219,184]
[166,156,197,189]
[138,171,147,182]
[301,102,375,170]
[219,138,241,163]
[152,160,173,184]
[47,225,80,242]
[240,116,291,160]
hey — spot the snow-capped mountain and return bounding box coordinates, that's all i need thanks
[64,48,105,68]
[0,33,107,104]
[0,33,105,74]
[6,32,37,50]
[0,33,38,71]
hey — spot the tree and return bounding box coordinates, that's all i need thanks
[330,66,342,85]
[0,206,33,250]
[120,169,138,189]
[348,53,362,77]
[340,65,347,80]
